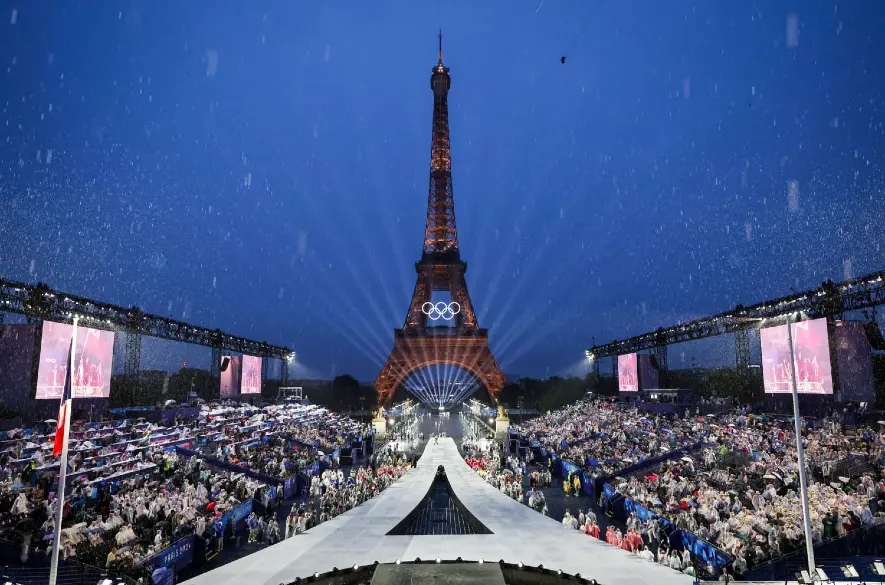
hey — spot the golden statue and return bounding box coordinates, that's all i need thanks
[496,404,509,420]
[372,406,385,421]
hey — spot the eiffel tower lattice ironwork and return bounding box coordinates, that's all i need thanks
[374,33,505,406]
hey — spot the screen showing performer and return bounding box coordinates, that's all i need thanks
[220,355,241,397]
[618,353,638,392]
[241,355,262,394]
[760,318,833,394]
[35,321,115,399]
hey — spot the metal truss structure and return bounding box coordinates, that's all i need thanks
[734,329,750,371]
[587,270,885,361]
[375,35,505,406]
[0,278,295,380]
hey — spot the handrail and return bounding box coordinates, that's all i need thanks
[742,518,885,580]
[0,536,140,585]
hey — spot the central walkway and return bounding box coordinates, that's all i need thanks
[183,438,691,585]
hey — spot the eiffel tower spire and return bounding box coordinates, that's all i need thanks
[424,29,458,258]
[437,29,444,64]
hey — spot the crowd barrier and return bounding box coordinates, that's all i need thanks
[602,483,730,570]
[558,458,595,499]
[215,498,254,536]
[590,441,710,498]
[160,407,201,424]
[283,475,299,499]
[514,428,710,501]
[176,445,317,503]
[175,446,284,489]
[177,446,279,513]
[140,534,198,574]
[137,498,255,584]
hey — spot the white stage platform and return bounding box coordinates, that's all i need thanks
[184,438,692,585]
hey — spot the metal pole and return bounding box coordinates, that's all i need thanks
[49,316,77,585]
[786,314,816,574]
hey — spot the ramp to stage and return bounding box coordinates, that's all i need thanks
[183,438,692,585]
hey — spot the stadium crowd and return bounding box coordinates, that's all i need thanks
[512,397,885,577]
[301,454,413,527]
[514,398,704,478]
[0,401,380,581]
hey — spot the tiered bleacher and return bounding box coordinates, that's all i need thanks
[0,401,377,583]
[511,397,885,579]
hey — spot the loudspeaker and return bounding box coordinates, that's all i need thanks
[220,356,231,372]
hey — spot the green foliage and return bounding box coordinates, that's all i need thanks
[701,367,763,403]
[537,376,587,413]
[110,370,172,407]
[168,368,217,403]
[306,375,375,413]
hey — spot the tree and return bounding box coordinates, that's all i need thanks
[538,376,586,412]
[330,375,361,411]
[168,368,216,403]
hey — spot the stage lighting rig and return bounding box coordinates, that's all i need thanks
[587,269,885,359]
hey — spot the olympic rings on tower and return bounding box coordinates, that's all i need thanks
[421,301,461,321]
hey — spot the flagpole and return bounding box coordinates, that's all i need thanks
[786,313,816,574]
[49,316,77,585]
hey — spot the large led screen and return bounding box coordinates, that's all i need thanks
[220,355,241,397]
[638,354,659,390]
[833,321,875,403]
[36,321,114,399]
[760,318,833,394]
[241,355,262,394]
[618,353,638,392]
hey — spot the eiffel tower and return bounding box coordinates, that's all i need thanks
[374,33,505,406]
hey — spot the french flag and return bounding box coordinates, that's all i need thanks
[53,339,74,457]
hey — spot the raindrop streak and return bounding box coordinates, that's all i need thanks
[787,180,800,212]
[786,13,799,48]
[205,49,219,77]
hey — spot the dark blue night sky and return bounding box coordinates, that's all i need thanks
[1,2,884,381]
